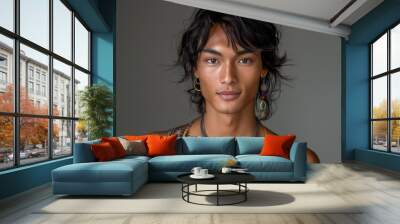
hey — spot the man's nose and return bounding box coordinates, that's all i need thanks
[220,61,237,84]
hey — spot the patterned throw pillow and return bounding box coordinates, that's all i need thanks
[118,137,147,156]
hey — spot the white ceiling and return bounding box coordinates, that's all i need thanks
[163,0,384,38]
[225,0,353,22]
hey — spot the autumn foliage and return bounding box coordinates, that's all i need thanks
[0,84,59,150]
[372,99,400,142]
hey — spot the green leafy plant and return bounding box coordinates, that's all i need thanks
[79,84,113,140]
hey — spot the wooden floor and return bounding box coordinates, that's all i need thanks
[1,162,400,224]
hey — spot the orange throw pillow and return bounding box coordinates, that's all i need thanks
[91,142,118,161]
[146,135,177,157]
[260,134,296,159]
[101,137,127,158]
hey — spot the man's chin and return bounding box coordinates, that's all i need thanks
[213,105,243,115]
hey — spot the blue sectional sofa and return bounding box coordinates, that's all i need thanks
[52,137,307,196]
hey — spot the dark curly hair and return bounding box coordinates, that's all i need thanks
[176,9,288,120]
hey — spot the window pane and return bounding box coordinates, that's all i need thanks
[0,0,14,31]
[75,120,88,143]
[74,17,89,70]
[391,120,400,153]
[53,0,72,60]
[20,0,49,48]
[20,117,49,165]
[0,34,14,112]
[372,77,387,119]
[20,0,49,49]
[372,33,387,76]
[20,44,49,115]
[74,69,89,118]
[391,72,400,118]
[392,24,400,70]
[53,59,72,117]
[0,116,13,170]
[53,119,72,158]
[372,121,387,151]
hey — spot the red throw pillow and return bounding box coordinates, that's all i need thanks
[91,142,118,161]
[259,134,296,159]
[101,137,127,158]
[146,135,177,157]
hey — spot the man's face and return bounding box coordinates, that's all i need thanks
[194,24,267,115]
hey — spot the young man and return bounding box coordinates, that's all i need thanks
[154,9,320,163]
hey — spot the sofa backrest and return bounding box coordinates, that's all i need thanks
[176,137,236,155]
[235,137,264,155]
[73,139,100,163]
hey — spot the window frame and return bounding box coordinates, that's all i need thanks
[0,0,92,171]
[369,20,400,154]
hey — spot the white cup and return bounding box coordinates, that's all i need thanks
[200,169,208,176]
[221,167,232,174]
[191,167,202,176]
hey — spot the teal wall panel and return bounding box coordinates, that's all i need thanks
[0,157,72,199]
[344,0,400,171]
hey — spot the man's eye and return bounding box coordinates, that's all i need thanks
[239,58,253,64]
[206,58,218,64]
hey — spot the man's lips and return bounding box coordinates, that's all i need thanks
[216,91,241,101]
[217,91,241,95]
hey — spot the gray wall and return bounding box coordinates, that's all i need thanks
[116,0,341,162]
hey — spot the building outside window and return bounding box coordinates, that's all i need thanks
[35,70,40,81]
[42,85,46,97]
[28,81,34,94]
[0,55,7,67]
[28,66,34,79]
[0,55,7,91]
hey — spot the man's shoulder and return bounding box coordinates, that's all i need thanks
[146,122,192,136]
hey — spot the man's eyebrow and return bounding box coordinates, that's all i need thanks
[236,49,255,55]
[201,48,255,56]
[201,48,222,56]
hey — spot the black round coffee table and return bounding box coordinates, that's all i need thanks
[177,172,255,206]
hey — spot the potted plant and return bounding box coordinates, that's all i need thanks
[79,84,113,140]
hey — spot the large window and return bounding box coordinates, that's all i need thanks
[370,22,400,153]
[0,0,91,171]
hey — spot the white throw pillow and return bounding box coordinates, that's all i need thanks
[118,137,147,156]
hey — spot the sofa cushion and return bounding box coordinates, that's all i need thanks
[176,137,236,155]
[236,155,293,172]
[52,158,147,183]
[148,154,235,172]
[114,155,150,164]
[235,137,264,155]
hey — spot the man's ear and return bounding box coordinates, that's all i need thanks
[193,68,199,78]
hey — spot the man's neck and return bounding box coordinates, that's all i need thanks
[202,106,259,137]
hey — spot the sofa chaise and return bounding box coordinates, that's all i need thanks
[52,137,307,196]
